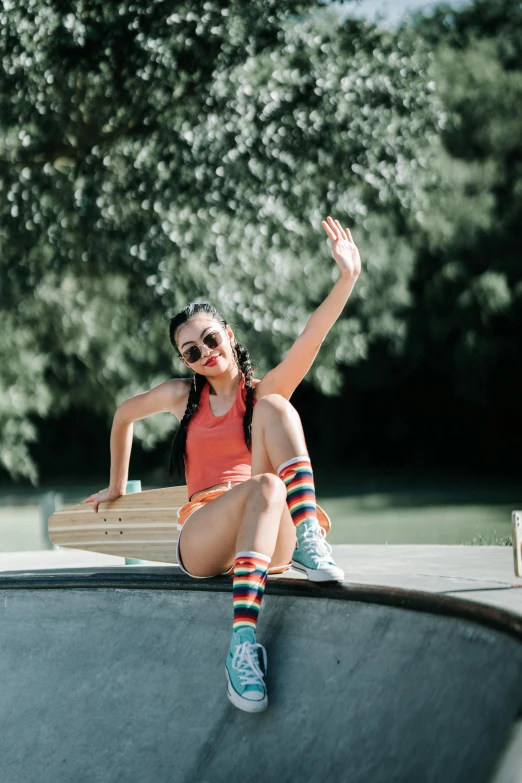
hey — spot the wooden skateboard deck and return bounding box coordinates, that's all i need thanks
[48,485,332,564]
[48,487,188,563]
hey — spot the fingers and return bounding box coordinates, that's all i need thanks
[334,219,348,241]
[327,215,341,240]
[321,219,336,242]
[321,216,353,243]
[83,494,100,511]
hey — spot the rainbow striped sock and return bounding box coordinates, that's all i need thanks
[277,455,319,531]
[232,551,270,635]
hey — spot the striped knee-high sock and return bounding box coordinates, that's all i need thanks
[232,551,270,636]
[277,455,320,532]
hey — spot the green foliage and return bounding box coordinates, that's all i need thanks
[405,0,522,409]
[0,0,439,481]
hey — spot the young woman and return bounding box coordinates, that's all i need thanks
[83,216,361,713]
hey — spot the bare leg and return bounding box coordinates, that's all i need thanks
[234,473,288,555]
[249,394,344,583]
[249,394,311,564]
[250,394,309,475]
[178,474,286,577]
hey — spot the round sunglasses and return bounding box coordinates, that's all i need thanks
[179,328,225,364]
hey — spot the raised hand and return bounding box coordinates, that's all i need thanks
[321,216,361,280]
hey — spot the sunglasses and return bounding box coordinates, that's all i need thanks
[179,329,224,364]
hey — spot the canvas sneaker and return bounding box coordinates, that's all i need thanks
[292,519,345,582]
[225,628,268,713]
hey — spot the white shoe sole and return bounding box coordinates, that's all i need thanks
[225,668,268,713]
[291,559,345,582]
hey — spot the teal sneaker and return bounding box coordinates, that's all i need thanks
[292,519,345,582]
[225,628,268,713]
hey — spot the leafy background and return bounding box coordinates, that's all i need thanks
[1,0,520,487]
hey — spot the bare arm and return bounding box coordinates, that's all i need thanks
[258,275,357,399]
[108,417,134,494]
[256,216,361,400]
[83,379,189,510]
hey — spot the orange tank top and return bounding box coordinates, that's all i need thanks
[185,374,258,500]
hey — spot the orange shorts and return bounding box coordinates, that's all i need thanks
[175,485,293,578]
[176,487,230,531]
[176,487,332,535]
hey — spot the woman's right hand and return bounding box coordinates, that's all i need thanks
[82,487,124,513]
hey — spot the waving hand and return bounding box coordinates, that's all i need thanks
[321,216,361,280]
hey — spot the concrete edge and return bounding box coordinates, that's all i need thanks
[1,567,522,644]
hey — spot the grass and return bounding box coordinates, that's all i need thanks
[318,496,515,545]
[460,531,513,546]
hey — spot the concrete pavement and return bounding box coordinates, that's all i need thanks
[1,545,522,782]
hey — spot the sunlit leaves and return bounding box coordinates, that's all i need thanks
[406,0,522,408]
[0,0,439,480]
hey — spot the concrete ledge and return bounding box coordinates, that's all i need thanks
[2,544,522,618]
[2,566,522,645]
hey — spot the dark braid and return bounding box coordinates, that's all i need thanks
[168,301,256,485]
[168,371,206,484]
[234,341,254,450]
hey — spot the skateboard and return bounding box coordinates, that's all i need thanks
[48,486,332,564]
[48,486,188,563]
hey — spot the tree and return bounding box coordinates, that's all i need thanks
[0,0,441,481]
[403,0,522,423]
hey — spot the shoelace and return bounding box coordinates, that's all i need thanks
[232,642,267,687]
[298,527,334,565]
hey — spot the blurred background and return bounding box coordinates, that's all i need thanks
[0,0,520,556]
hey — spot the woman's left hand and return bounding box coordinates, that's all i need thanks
[321,216,361,280]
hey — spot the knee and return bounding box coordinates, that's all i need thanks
[251,472,287,503]
[253,394,297,422]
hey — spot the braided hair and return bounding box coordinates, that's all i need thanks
[168,302,255,485]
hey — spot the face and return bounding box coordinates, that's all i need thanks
[176,317,235,373]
